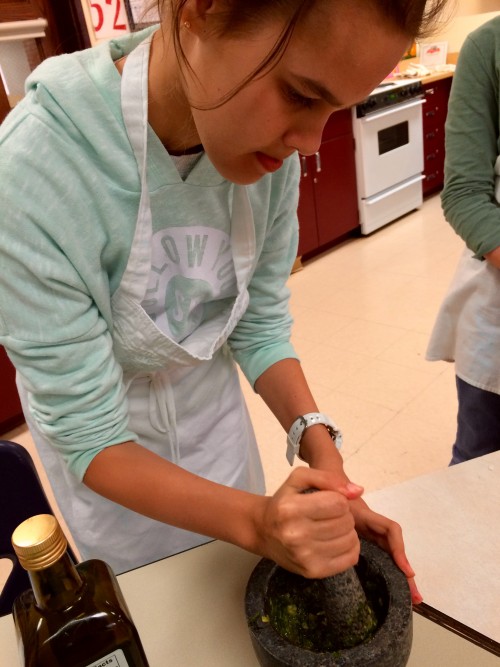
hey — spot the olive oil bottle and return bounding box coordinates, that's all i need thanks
[11,514,150,667]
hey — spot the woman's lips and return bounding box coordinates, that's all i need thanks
[256,152,284,173]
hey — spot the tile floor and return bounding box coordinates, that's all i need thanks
[239,192,463,494]
[2,192,464,516]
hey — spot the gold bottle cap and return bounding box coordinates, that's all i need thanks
[12,514,68,571]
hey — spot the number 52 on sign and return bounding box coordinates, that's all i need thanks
[87,0,130,39]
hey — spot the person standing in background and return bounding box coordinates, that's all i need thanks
[1,0,446,600]
[427,16,500,464]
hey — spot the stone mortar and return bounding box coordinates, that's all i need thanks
[245,538,412,667]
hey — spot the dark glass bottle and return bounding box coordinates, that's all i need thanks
[11,514,150,667]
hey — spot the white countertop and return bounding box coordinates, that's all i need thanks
[365,451,500,643]
[1,452,500,665]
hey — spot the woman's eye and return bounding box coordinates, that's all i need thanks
[283,85,316,109]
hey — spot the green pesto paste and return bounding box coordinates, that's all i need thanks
[263,566,384,653]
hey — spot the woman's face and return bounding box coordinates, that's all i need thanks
[177,1,410,184]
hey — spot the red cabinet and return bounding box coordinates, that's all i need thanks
[0,346,24,433]
[297,109,359,257]
[422,77,452,196]
[0,76,10,123]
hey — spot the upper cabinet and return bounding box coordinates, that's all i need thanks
[0,0,42,21]
[0,0,90,58]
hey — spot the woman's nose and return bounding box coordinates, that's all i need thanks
[283,116,329,156]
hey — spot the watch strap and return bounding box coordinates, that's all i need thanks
[286,412,342,465]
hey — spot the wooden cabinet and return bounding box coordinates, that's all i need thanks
[0,346,24,433]
[297,108,359,257]
[0,0,90,59]
[0,75,10,123]
[422,77,452,196]
[0,0,41,21]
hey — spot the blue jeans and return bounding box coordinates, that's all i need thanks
[451,375,500,465]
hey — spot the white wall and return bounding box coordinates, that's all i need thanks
[425,0,500,52]
[0,42,31,98]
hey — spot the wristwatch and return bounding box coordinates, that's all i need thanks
[286,412,343,465]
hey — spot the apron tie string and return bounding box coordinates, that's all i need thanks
[147,372,180,462]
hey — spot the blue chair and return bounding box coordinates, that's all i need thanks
[0,439,76,616]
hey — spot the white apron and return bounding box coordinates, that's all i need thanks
[426,157,500,394]
[18,35,265,574]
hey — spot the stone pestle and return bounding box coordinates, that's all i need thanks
[302,488,378,646]
[318,566,378,647]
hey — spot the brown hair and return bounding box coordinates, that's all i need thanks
[146,0,449,106]
[150,0,449,38]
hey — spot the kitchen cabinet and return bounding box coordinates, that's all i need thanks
[0,346,24,433]
[0,0,41,22]
[297,108,359,257]
[0,0,90,59]
[422,77,452,196]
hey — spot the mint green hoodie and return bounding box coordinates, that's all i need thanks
[0,30,300,480]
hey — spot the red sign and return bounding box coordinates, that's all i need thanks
[88,0,130,39]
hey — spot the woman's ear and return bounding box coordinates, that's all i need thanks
[180,0,217,34]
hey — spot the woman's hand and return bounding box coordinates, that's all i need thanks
[349,496,423,605]
[254,466,364,579]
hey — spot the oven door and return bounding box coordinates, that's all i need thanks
[354,97,424,198]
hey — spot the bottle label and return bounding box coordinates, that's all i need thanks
[85,649,130,667]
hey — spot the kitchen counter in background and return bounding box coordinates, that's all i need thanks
[1,451,499,665]
[412,69,454,84]
[395,51,459,83]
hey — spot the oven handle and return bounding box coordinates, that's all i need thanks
[361,97,425,123]
[365,174,425,205]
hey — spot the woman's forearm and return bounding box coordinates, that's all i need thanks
[254,358,349,483]
[83,441,266,552]
[83,439,361,577]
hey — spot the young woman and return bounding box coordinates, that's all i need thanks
[427,16,500,465]
[0,0,446,601]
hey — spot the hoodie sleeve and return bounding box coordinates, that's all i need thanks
[440,21,500,258]
[0,100,138,483]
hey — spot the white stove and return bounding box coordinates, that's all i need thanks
[352,79,425,234]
